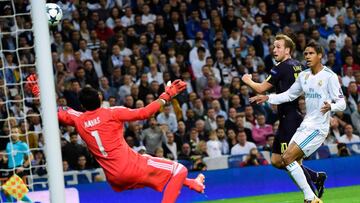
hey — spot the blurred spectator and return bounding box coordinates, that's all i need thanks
[99,77,118,101]
[120,6,134,26]
[206,131,222,158]
[31,150,47,176]
[162,131,178,160]
[216,115,226,130]
[181,92,197,121]
[262,134,275,151]
[189,128,200,153]
[337,143,351,157]
[147,63,163,84]
[0,151,9,178]
[154,147,164,158]
[195,140,209,158]
[140,117,164,155]
[326,51,342,75]
[195,119,207,141]
[63,79,82,111]
[251,114,273,146]
[204,108,217,132]
[334,111,353,127]
[61,132,89,169]
[178,143,192,161]
[231,130,256,155]
[351,103,360,134]
[63,160,71,172]
[338,124,360,143]
[225,107,237,131]
[327,24,348,51]
[326,117,343,145]
[218,86,231,112]
[240,148,269,167]
[348,82,360,113]
[216,128,229,155]
[156,104,178,133]
[76,155,90,170]
[18,120,38,149]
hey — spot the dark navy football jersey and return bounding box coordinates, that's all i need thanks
[266,58,303,116]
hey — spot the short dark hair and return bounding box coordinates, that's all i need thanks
[305,40,324,55]
[79,87,101,111]
[197,46,206,53]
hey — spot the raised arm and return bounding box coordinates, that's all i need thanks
[113,80,187,122]
[242,74,273,94]
[26,74,77,126]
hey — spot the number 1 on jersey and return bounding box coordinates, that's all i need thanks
[91,131,108,157]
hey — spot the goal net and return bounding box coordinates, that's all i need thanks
[0,0,65,202]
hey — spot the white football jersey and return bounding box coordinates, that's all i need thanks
[268,66,346,134]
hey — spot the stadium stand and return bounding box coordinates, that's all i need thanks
[0,0,359,191]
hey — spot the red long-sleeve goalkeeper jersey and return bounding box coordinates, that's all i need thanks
[57,101,161,191]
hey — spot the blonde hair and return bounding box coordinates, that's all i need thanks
[275,34,295,54]
[208,130,218,140]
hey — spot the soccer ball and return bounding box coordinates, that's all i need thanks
[46,3,63,26]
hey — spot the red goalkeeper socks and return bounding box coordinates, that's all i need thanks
[162,165,187,203]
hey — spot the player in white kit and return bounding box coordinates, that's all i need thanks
[250,41,346,203]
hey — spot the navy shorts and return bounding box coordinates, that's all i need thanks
[272,114,303,154]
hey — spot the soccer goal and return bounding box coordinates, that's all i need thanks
[0,0,65,202]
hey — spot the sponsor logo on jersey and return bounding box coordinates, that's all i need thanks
[305,88,322,99]
[270,69,277,75]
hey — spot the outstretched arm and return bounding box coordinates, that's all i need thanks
[113,80,187,121]
[26,74,80,126]
[250,76,303,105]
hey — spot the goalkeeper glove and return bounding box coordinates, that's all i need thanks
[26,74,40,97]
[159,79,187,102]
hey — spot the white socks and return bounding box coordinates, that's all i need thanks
[286,161,316,200]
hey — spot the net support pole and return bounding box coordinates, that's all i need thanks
[30,1,66,202]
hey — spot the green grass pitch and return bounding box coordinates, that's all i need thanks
[202,185,360,203]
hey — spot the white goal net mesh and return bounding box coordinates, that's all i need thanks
[0,0,48,201]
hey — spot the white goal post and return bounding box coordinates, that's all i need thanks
[30,0,65,202]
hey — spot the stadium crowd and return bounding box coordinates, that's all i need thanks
[0,0,360,179]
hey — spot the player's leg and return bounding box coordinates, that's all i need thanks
[283,129,326,202]
[183,173,205,193]
[272,147,317,194]
[282,142,318,201]
[144,156,205,202]
[162,163,188,203]
[301,165,327,198]
[162,163,205,202]
[270,134,286,169]
[271,153,284,169]
[278,118,322,194]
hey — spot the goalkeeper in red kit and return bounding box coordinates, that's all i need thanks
[26,75,205,203]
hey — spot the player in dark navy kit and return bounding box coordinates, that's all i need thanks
[242,34,326,198]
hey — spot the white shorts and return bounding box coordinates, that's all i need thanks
[289,128,327,157]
